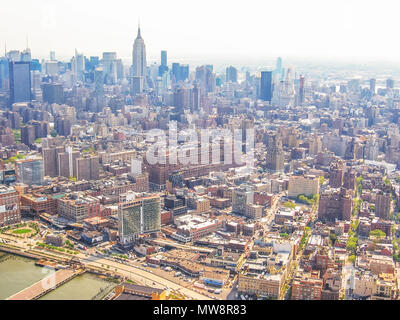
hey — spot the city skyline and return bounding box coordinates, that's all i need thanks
[2,0,400,64]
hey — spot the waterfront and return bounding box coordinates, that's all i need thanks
[0,253,114,300]
[39,273,114,300]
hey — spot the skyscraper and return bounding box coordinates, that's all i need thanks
[226,66,238,83]
[0,57,9,89]
[118,193,161,248]
[72,50,85,82]
[299,75,305,104]
[369,78,376,94]
[132,25,147,78]
[159,50,168,76]
[42,83,64,104]
[260,71,273,102]
[386,78,394,90]
[161,50,167,66]
[9,61,31,105]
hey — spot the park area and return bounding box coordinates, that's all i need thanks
[2,222,40,238]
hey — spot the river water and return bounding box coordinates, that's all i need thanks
[0,253,115,300]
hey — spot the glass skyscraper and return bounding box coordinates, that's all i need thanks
[9,61,31,104]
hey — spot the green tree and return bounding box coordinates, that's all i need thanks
[370,229,386,240]
[329,233,337,245]
[356,176,363,196]
[283,201,296,209]
[348,255,356,264]
[346,237,358,254]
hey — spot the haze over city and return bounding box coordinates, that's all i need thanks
[2,0,400,66]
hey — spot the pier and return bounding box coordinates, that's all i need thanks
[7,268,84,300]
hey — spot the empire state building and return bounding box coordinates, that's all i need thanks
[132,25,147,77]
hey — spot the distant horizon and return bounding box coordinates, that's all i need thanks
[2,0,400,69]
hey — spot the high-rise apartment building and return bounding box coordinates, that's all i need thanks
[42,145,65,177]
[375,193,391,220]
[118,193,161,248]
[318,188,353,222]
[76,156,100,181]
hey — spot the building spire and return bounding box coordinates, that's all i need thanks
[137,19,141,39]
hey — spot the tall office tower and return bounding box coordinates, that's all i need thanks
[131,76,144,96]
[116,59,124,80]
[31,70,42,101]
[7,50,20,62]
[159,50,168,76]
[0,186,20,227]
[42,145,65,177]
[174,85,190,114]
[94,67,104,97]
[271,67,295,107]
[20,49,31,63]
[42,83,64,104]
[161,50,167,66]
[369,78,376,94]
[299,75,305,104]
[58,147,79,178]
[276,57,282,73]
[44,61,58,76]
[101,52,118,84]
[76,156,99,181]
[132,25,147,78]
[180,64,189,81]
[260,71,273,102]
[9,61,31,105]
[50,51,56,61]
[226,66,238,83]
[171,63,182,82]
[72,49,85,82]
[265,134,284,173]
[386,78,394,90]
[195,65,216,94]
[191,83,201,112]
[16,158,44,186]
[21,125,35,146]
[118,193,161,249]
[87,56,100,72]
[0,57,9,89]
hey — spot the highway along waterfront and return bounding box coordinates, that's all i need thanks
[0,253,114,300]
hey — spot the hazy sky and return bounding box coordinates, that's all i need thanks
[2,0,400,64]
